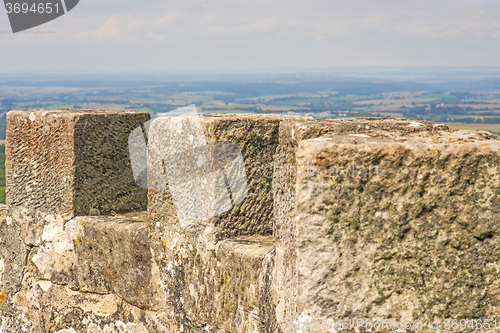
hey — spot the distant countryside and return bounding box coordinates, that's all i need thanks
[1,69,500,203]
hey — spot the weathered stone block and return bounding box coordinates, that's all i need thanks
[148,114,310,238]
[11,275,177,333]
[274,117,448,246]
[188,236,276,332]
[0,205,28,302]
[146,114,309,331]
[6,110,149,218]
[294,130,500,326]
[26,212,167,311]
[272,117,449,330]
[152,224,277,332]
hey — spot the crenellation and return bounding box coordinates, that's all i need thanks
[6,109,149,219]
[272,117,454,331]
[294,131,500,325]
[1,110,499,333]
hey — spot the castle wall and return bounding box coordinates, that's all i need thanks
[0,110,499,332]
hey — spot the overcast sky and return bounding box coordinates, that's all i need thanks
[1,0,500,72]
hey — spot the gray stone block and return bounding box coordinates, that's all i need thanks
[6,110,149,218]
[294,130,500,325]
[148,114,311,238]
[151,223,277,332]
[26,212,167,311]
[272,117,449,330]
[11,275,177,332]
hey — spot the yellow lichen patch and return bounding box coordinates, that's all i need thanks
[223,271,231,284]
[162,238,168,246]
[227,300,234,317]
[74,239,82,246]
[0,290,6,302]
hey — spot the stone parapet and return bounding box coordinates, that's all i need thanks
[1,110,499,333]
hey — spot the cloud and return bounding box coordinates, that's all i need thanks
[76,12,178,41]
[1,0,500,71]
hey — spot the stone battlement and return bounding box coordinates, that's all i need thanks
[0,110,499,332]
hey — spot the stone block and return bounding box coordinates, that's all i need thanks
[272,117,449,329]
[294,130,500,326]
[148,114,311,238]
[188,236,276,332]
[26,212,167,311]
[6,109,149,218]
[0,205,28,300]
[152,225,277,332]
[274,117,448,247]
[10,276,177,333]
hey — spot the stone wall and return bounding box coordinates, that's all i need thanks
[0,110,499,332]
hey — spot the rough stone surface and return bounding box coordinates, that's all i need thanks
[6,109,149,218]
[10,274,177,333]
[0,208,177,333]
[274,117,449,247]
[295,130,500,327]
[0,205,27,300]
[148,114,311,239]
[25,212,167,311]
[272,117,450,330]
[151,221,277,332]
[146,114,309,332]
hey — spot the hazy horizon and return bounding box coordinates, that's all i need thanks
[4,66,500,81]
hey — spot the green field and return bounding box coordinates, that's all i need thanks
[447,122,500,135]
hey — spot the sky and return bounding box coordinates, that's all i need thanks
[1,0,500,72]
